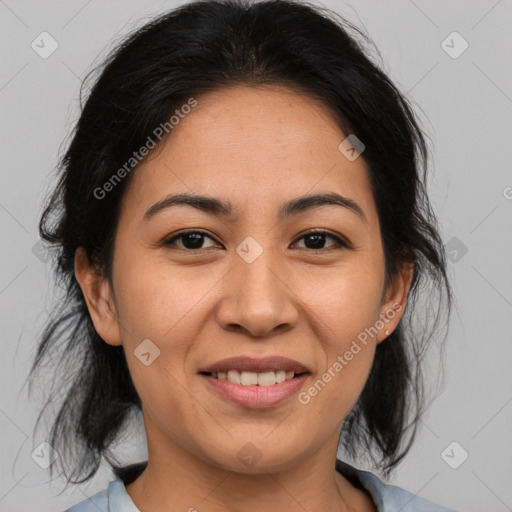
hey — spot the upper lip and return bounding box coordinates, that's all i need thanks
[198,356,310,374]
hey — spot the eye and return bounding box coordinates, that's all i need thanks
[292,229,349,251]
[163,230,220,250]
[163,229,350,252]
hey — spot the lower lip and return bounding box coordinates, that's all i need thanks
[200,373,309,409]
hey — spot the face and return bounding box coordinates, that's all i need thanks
[76,84,411,474]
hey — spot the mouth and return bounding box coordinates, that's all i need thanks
[197,356,311,409]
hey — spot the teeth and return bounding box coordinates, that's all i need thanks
[227,370,241,384]
[240,371,258,385]
[258,371,275,386]
[213,370,298,386]
[275,370,286,383]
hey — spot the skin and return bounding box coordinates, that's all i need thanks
[75,84,413,512]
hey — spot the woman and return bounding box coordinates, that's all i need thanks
[29,0,455,510]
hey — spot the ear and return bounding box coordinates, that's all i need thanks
[376,261,414,344]
[74,247,122,347]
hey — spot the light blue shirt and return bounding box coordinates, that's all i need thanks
[63,461,457,512]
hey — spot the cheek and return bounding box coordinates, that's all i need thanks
[296,257,385,337]
[112,251,216,341]
[294,262,383,412]
[298,305,377,430]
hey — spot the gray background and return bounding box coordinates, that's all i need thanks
[1,0,511,511]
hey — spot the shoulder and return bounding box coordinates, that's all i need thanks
[360,469,457,511]
[62,480,135,512]
[62,486,109,512]
[62,463,146,512]
[336,460,458,512]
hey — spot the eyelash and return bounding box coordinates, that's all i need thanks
[162,229,351,252]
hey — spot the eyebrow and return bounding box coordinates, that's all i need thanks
[143,192,367,223]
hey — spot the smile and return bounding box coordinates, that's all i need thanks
[199,372,310,409]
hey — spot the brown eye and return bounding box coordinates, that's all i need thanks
[164,230,220,250]
[293,230,349,250]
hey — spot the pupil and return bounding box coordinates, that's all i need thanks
[183,233,204,249]
[305,234,325,249]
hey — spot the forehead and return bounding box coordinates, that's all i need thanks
[121,85,377,224]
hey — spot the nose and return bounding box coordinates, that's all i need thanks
[215,250,299,338]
